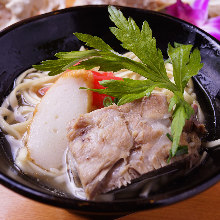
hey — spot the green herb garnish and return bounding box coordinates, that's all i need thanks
[166,133,188,163]
[103,96,113,107]
[33,6,203,159]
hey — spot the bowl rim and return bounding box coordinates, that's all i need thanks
[0,4,220,213]
[1,168,220,211]
[1,4,219,45]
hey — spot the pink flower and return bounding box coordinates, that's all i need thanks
[166,0,220,41]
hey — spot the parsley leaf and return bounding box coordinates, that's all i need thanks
[74,33,113,52]
[168,43,203,93]
[103,96,113,107]
[166,133,188,163]
[33,50,102,76]
[171,102,192,156]
[167,43,203,157]
[81,78,162,105]
[33,6,203,160]
[108,6,170,84]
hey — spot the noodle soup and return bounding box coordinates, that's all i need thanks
[0,49,207,200]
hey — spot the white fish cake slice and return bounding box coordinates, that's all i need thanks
[26,70,93,170]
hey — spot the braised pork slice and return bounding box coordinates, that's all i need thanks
[67,94,201,199]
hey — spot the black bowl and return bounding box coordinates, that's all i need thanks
[0,5,220,215]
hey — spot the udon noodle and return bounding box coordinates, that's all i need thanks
[0,48,218,200]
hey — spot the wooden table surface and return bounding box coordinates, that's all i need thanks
[1,182,220,220]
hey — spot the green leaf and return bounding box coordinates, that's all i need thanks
[33,58,78,76]
[170,99,194,157]
[174,42,184,48]
[182,48,203,88]
[117,90,152,106]
[70,55,177,92]
[171,105,187,156]
[81,78,157,96]
[34,50,102,76]
[166,133,188,163]
[168,91,183,112]
[168,94,179,112]
[69,56,126,72]
[74,33,113,52]
[167,144,188,163]
[109,6,171,85]
[168,44,203,93]
[103,96,113,107]
[80,78,159,105]
[175,145,188,156]
[168,43,192,93]
[167,43,202,158]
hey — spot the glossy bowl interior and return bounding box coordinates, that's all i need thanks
[0,5,220,215]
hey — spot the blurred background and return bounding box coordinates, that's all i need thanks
[1,0,220,31]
